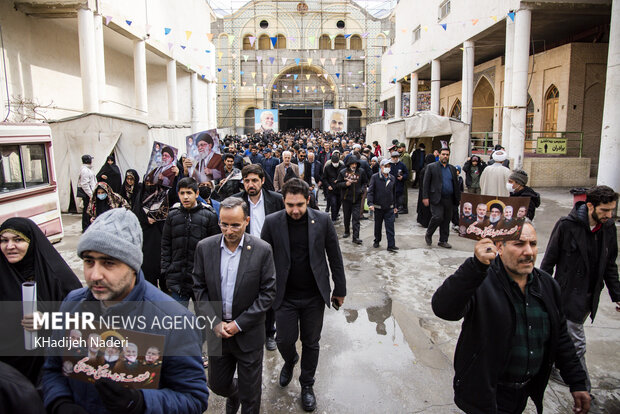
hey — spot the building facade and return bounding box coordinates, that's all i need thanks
[378,0,617,187]
[212,0,393,134]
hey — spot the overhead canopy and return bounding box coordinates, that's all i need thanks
[49,113,191,211]
[366,111,469,164]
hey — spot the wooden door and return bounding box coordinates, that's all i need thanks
[543,86,559,136]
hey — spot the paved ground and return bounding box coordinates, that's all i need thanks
[55,187,620,413]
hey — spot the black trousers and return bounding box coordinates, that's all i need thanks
[374,207,396,248]
[265,308,276,339]
[496,384,530,414]
[208,338,263,414]
[426,195,453,243]
[275,295,325,387]
[342,199,361,238]
[80,195,90,232]
[327,191,341,220]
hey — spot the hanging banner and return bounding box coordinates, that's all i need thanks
[323,109,348,133]
[254,109,279,133]
[144,142,178,188]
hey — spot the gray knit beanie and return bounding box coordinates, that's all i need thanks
[77,208,143,273]
[509,169,528,187]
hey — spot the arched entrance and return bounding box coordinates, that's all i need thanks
[472,76,495,148]
[270,65,336,131]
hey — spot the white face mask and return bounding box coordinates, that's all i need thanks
[331,161,339,167]
[382,167,391,174]
[506,182,514,193]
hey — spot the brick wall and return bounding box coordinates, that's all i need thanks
[523,157,593,187]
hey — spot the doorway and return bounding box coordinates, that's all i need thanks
[279,109,314,131]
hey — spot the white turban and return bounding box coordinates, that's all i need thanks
[492,150,507,162]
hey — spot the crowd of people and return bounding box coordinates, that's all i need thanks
[0,126,618,414]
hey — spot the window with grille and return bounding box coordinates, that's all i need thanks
[412,26,421,44]
[438,0,450,20]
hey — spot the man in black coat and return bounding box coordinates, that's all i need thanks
[507,169,540,220]
[336,156,368,244]
[411,143,426,188]
[432,223,590,414]
[322,152,344,221]
[367,159,398,252]
[233,163,285,351]
[161,177,220,306]
[261,178,346,412]
[422,147,460,248]
[541,185,620,393]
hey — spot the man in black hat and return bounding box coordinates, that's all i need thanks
[78,154,96,232]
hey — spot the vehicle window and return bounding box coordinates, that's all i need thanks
[0,145,24,192]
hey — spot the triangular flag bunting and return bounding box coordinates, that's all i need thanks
[472,19,479,25]
[257,56,262,63]
[387,49,393,55]
[207,33,214,41]
[347,72,352,76]
[330,34,337,41]
[282,57,287,65]
[508,12,515,21]
[105,16,112,25]
[320,57,326,65]
[270,37,278,47]
[269,57,275,64]
[306,74,310,80]
[205,49,211,53]
[331,58,337,64]
[185,31,192,40]
[324,74,328,79]
[440,23,447,31]
[382,30,390,35]
[307,58,313,65]
[294,74,298,80]
[346,56,351,60]
[361,32,369,38]
[321,86,325,92]
[181,45,186,50]
[249,36,256,46]
[345,34,351,39]
[240,71,244,75]
[251,72,256,79]
[242,55,249,62]
[218,52,223,59]
[423,26,429,32]
[491,15,498,22]
[125,20,132,26]
[167,43,173,51]
[223,85,227,89]
[336,73,340,79]
[228,36,235,46]
[295,58,300,65]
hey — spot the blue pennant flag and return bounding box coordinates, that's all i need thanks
[508,12,515,22]
[294,74,298,80]
[295,58,301,65]
[270,37,278,47]
[269,57,275,64]
[126,20,132,26]
[336,73,340,79]
[181,45,186,50]
[217,68,222,72]
[440,23,447,31]
[164,28,171,35]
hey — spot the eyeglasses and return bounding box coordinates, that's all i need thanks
[219,223,243,230]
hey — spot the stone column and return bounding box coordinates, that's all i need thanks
[502,17,515,151]
[190,72,199,133]
[431,59,441,114]
[133,40,148,115]
[461,40,474,125]
[93,13,105,102]
[508,9,531,169]
[394,81,402,119]
[597,0,620,190]
[166,59,178,121]
[409,72,418,115]
[77,7,99,112]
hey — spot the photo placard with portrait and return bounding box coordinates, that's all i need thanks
[61,328,165,389]
[458,193,531,241]
[186,129,225,185]
[144,142,178,188]
[254,109,279,133]
[323,109,348,133]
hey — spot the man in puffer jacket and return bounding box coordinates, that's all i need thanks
[336,156,368,244]
[162,177,220,306]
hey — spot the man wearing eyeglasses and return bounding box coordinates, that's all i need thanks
[193,197,276,414]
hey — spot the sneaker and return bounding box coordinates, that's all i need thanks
[425,234,432,246]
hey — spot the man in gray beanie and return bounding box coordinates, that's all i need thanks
[42,208,209,414]
[507,169,541,220]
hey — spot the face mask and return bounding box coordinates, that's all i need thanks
[382,167,391,174]
[96,193,107,201]
[506,183,514,193]
[350,165,356,171]
[331,156,339,163]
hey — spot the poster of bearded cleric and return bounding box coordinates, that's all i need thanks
[458,194,531,241]
[254,109,279,133]
[186,129,225,184]
[323,109,347,133]
[61,328,165,389]
[144,142,178,188]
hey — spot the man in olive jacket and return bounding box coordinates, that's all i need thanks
[432,222,590,414]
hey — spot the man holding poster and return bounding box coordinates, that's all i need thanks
[189,131,225,183]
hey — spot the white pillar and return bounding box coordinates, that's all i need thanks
[394,81,402,119]
[461,40,474,125]
[598,0,620,191]
[208,82,217,129]
[502,17,515,151]
[133,40,148,115]
[93,13,105,103]
[431,59,441,115]
[77,7,99,112]
[190,72,199,133]
[508,9,531,169]
[409,72,418,115]
[166,59,178,121]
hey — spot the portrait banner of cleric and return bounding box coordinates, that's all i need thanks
[40,208,210,414]
[458,193,532,241]
[187,129,225,184]
[144,142,178,188]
